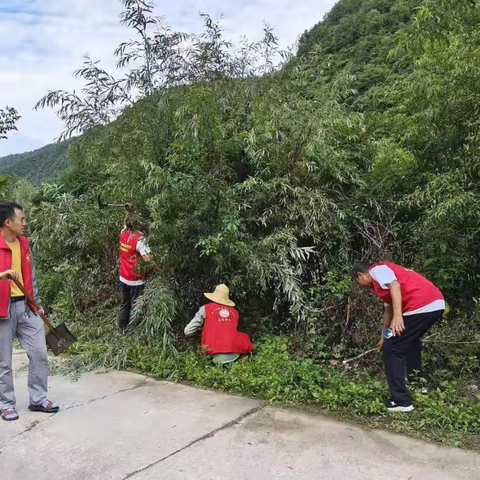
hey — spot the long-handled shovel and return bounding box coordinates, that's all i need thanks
[13,279,77,356]
[97,194,134,212]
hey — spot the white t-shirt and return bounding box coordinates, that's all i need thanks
[120,236,151,286]
[370,265,445,315]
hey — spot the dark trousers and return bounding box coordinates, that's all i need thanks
[118,282,145,331]
[383,309,443,404]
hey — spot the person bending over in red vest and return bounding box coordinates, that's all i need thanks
[0,201,59,422]
[353,262,444,412]
[184,284,254,365]
[118,214,152,331]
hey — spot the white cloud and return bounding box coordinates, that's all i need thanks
[0,0,336,156]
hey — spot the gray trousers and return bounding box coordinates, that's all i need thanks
[0,300,49,409]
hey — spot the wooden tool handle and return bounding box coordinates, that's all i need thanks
[12,278,54,331]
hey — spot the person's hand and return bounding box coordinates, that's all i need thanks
[377,335,384,352]
[37,307,45,316]
[0,270,19,281]
[391,315,405,336]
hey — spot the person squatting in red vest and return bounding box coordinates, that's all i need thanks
[0,202,59,422]
[118,214,153,331]
[353,262,444,413]
[184,284,254,365]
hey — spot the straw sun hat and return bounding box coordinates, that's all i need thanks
[204,284,235,307]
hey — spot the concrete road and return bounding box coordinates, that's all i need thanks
[1,351,479,480]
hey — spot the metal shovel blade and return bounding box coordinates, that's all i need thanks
[45,323,77,356]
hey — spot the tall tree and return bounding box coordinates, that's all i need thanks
[35,0,287,140]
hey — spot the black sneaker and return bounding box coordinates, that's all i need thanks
[385,399,414,412]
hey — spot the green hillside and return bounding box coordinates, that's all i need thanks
[15,0,480,447]
[0,139,71,184]
[297,0,420,111]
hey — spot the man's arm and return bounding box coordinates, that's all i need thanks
[383,304,393,330]
[137,237,152,262]
[30,252,45,315]
[389,280,405,336]
[30,252,41,305]
[378,304,393,351]
[184,306,206,336]
[370,265,404,337]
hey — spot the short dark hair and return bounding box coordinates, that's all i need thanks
[352,262,370,278]
[124,213,149,235]
[0,202,23,228]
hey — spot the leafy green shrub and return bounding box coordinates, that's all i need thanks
[8,0,480,450]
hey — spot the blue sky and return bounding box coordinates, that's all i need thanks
[0,0,337,156]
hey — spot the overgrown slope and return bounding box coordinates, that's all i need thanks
[0,139,71,184]
[13,0,480,447]
[297,0,421,111]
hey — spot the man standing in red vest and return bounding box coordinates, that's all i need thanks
[184,284,254,365]
[0,202,59,421]
[353,262,444,412]
[118,214,152,331]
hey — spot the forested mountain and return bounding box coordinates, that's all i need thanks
[0,140,71,184]
[297,0,420,111]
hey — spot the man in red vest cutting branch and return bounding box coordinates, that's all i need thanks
[353,262,444,412]
[0,202,59,421]
[184,284,254,365]
[118,214,152,331]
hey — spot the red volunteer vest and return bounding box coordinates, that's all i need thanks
[0,235,34,317]
[119,231,143,282]
[370,262,444,314]
[201,302,254,355]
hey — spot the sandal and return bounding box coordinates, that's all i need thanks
[1,408,19,421]
[28,400,59,413]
